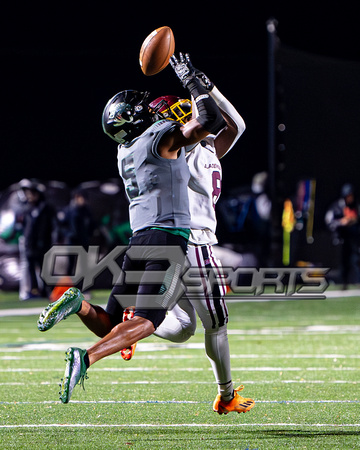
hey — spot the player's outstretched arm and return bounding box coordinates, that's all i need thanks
[211,87,246,158]
[190,62,246,158]
[157,53,226,158]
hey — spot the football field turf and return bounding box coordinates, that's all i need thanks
[0,289,359,449]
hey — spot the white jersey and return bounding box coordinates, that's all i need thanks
[155,87,246,399]
[186,136,221,245]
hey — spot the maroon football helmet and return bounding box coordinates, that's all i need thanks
[149,95,192,124]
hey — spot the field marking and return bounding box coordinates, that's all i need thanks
[1,365,359,374]
[1,353,360,364]
[0,366,360,373]
[325,289,360,298]
[1,422,360,429]
[227,325,360,334]
[0,289,359,318]
[0,306,45,317]
[0,379,359,387]
[1,399,359,406]
[230,354,360,359]
[1,342,360,356]
[2,377,358,386]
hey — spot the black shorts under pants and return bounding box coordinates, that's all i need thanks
[106,229,188,329]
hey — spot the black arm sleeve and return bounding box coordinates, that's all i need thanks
[186,77,226,135]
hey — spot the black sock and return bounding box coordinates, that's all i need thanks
[219,380,234,401]
[83,351,90,369]
[76,301,83,314]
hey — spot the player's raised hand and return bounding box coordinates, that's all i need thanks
[194,68,214,91]
[170,52,196,87]
[170,53,214,91]
[184,54,214,91]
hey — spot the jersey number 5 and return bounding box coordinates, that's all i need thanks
[121,156,139,199]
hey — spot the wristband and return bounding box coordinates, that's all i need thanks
[186,78,226,135]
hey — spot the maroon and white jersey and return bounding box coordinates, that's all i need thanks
[186,86,245,245]
[186,136,222,245]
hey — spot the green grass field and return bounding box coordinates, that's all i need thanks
[0,289,359,449]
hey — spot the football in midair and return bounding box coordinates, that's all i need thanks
[139,26,175,76]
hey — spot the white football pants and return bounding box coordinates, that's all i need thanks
[154,243,233,397]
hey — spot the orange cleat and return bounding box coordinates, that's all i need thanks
[120,343,137,361]
[213,385,255,415]
[120,307,137,361]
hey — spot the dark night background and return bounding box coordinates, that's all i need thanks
[1,2,360,265]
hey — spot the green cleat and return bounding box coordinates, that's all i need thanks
[59,347,88,404]
[37,287,83,332]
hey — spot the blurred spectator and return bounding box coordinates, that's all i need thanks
[17,179,55,299]
[250,172,272,266]
[325,183,360,288]
[288,179,317,266]
[217,171,271,267]
[61,189,96,276]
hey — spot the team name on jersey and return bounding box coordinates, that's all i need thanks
[204,163,221,170]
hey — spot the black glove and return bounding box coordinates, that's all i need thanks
[170,52,196,87]
[170,52,214,91]
[170,53,225,135]
[194,68,214,92]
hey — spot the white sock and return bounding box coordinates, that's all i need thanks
[204,327,234,399]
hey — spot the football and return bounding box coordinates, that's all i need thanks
[139,26,175,76]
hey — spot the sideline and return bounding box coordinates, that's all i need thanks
[0,289,360,318]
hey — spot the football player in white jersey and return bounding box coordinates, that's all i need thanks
[149,54,255,415]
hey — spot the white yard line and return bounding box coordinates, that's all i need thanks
[1,399,359,405]
[0,304,109,318]
[1,338,360,354]
[0,289,359,318]
[0,365,359,373]
[0,422,359,429]
[0,306,45,317]
[325,289,360,298]
[1,354,360,364]
[227,325,360,334]
[0,379,359,386]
